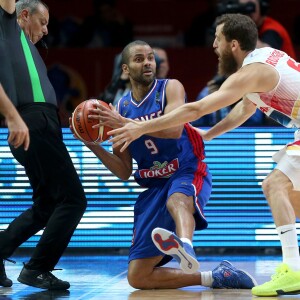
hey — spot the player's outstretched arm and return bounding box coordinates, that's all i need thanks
[107,82,245,151]
[109,65,276,150]
[107,92,235,152]
[199,98,257,141]
[107,90,208,152]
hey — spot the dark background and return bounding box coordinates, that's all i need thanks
[41,0,300,117]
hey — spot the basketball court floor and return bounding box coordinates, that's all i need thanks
[0,252,298,300]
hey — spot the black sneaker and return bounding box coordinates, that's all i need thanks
[0,259,13,287]
[17,266,70,290]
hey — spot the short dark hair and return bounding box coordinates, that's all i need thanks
[121,40,150,65]
[215,13,257,51]
[16,0,49,16]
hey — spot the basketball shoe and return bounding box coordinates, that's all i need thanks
[212,260,257,289]
[18,266,70,290]
[0,259,12,287]
[252,263,300,296]
[151,227,199,274]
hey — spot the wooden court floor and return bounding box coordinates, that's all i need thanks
[0,253,299,300]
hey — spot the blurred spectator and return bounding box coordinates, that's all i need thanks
[99,53,130,106]
[44,16,82,48]
[59,17,82,47]
[153,47,170,79]
[70,0,133,47]
[191,75,232,127]
[192,77,265,127]
[239,0,296,59]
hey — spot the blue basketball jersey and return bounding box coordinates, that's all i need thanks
[116,79,208,188]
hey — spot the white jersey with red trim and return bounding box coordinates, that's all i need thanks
[242,47,300,128]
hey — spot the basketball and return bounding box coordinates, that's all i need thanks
[71,99,111,143]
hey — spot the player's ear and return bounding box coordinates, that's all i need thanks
[122,64,129,75]
[231,39,240,52]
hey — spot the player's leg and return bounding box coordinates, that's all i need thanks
[263,169,296,227]
[127,257,256,290]
[127,188,199,289]
[252,155,300,296]
[152,168,211,274]
[129,177,255,290]
[166,193,195,241]
[127,256,200,289]
[289,185,300,219]
[152,192,200,274]
[263,169,300,269]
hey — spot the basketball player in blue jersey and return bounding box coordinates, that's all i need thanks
[103,15,300,297]
[80,40,256,290]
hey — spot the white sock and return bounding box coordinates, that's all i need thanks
[277,224,300,271]
[201,271,213,287]
[180,238,193,247]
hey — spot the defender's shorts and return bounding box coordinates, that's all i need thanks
[273,133,300,191]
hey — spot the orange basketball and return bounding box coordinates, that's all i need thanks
[71,99,111,143]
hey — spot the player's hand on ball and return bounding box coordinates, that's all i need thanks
[89,103,126,129]
[71,100,112,143]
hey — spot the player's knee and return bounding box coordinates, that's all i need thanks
[262,175,272,198]
[127,272,139,289]
[166,194,194,215]
[262,170,288,195]
[127,271,147,289]
[166,197,174,213]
